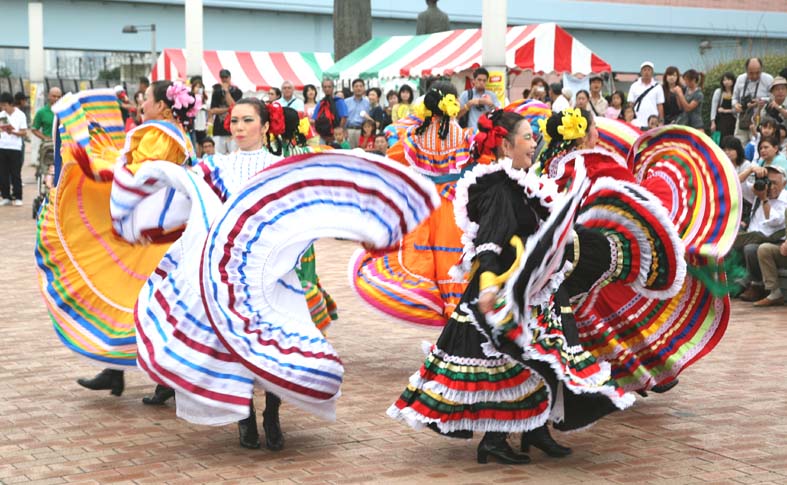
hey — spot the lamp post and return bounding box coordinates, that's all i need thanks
[122,24,157,71]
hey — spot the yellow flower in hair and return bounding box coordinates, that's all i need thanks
[298,116,311,136]
[438,93,460,118]
[413,101,432,120]
[557,108,587,141]
[537,118,552,144]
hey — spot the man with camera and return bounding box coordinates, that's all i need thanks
[458,67,500,130]
[209,69,243,154]
[733,58,773,145]
[735,164,787,303]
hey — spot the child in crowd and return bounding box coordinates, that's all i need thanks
[333,126,351,149]
[605,91,625,119]
[620,104,636,124]
[358,119,376,151]
[370,133,388,155]
[647,114,660,130]
[745,118,780,162]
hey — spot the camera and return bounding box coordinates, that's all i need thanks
[753,176,772,191]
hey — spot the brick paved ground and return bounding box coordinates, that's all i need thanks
[2,164,787,484]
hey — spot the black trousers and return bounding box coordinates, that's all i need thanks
[0,148,23,200]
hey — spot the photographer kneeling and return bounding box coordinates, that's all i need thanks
[734,164,787,302]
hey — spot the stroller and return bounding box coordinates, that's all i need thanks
[32,140,56,219]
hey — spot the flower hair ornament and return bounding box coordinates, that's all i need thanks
[298,115,311,137]
[267,101,285,136]
[473,110,508,157]
[437,93,460,118]
[166,81,199,116]
[557,108,587,141]
[413,101,432,120]
[537,118,552,144]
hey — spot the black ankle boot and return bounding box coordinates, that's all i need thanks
[521,425,571,457]
[651,378,679,394]
[142,384,175,405]
[77,369,124,396]
[238,401,261,449]
[477,432,531,465]
[262,393,284,451]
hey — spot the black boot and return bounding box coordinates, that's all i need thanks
[77,369,124,396]
[262,393,284,451]
[521,425,572,457]
[142,384,175,405]
[651,378,679,394]
[477,432,531,465]
[238,400,261,449]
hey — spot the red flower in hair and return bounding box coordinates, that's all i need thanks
[268,102,285,136]
[223,104,234,132]
[474,113,508,157]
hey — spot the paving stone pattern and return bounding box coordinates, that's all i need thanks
[2,165,787,484]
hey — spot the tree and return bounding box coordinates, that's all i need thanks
[333,0,372,61]
[0,66,12,78]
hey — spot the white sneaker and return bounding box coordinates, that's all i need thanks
[0,199,10,206]
[12,200,23,207]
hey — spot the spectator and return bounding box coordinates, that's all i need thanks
[371,133,388,154]
[357,119,376,150]
[756,136,787,173]
[662,66,681,124]
[31,87,61,143]
[733,58,774,144]
[267,87,281,102]
[588,74,608,117]
[754,239,787,306]
[647,114,660,130]
[385,90,399,122]
[605,91,625,119]
[761,76,787,125]
[735,165,787,303]
[312,78,348,132]
[525,76,548,102]
[458,67,500,129]
[574,90,591,112]
[628,61,664,129]
[332,126,350,149]
[392,84,414,122]
[201,137,216,157]
[280,81,304,112]
[302,84,318,122]
[0,92,28,206]
[674,69,705,131]
[14,92,30,122]
[190,76,208,147]
[779,124,787,155]
[711,72,737,138]
[138,76,150,95]
[209,69,243,154]
[132,90,145,126]
[115,85,134,126]
[364,87,391,130]
[549,82,570,113]
[620,104,636,124]
[720,135,753,229]
[344,78,371,147]
[745,119,780,162]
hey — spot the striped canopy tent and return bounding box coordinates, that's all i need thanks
[150,48,334,92]
[324,23,611,81]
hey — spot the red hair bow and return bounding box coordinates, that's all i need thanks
[474,114,508,157]
[268,102,285,136]
[223,104,233,132]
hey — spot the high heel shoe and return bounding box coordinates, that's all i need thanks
[77,369,124,396]
[477,432,531,465]
[141,384,175,405]
[238,403,261,449]
[521,425,571,457]
[262,393,284,451]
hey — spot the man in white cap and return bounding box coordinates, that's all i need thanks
[761,76,787,125]
[627,61,664,130]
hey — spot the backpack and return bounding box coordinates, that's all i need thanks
[458,89,473,128]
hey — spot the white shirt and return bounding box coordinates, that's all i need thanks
[551,95,570,113]
[0,108,28,151]
[744,188,787,236]
[281,95,304,113]
[627,78,664,128]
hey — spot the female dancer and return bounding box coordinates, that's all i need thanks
[37,81,198,398]
[351,82,473,326]
[388,109,635,464]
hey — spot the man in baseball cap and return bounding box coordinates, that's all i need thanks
[210,68,242,154]
[627,61,663,129]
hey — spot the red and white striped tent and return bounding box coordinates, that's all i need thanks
[151,48,334,93]
[324,23,611,80]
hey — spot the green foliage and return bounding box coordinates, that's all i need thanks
[0,66,12,78]
[702,54,787,128]
[97,67,121,81]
